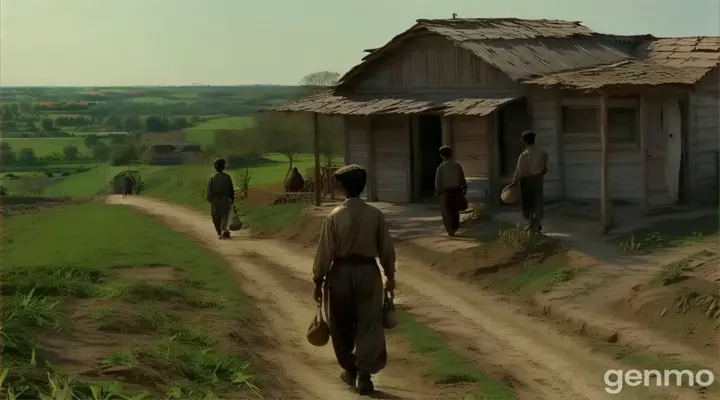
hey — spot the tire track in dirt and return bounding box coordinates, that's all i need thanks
[107,196,445,399]
[110,196,703,400]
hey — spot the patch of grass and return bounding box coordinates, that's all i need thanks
[498,264,577,294]
[2,137,88,157]
[397,311,516,400]
[1,203,261,397]
[497,226,543,252]
[614,213,719,253]
[654,261,689,285]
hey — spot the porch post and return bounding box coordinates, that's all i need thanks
[639,94,648,212]
[312,112,321,206]
[600,92,611,234]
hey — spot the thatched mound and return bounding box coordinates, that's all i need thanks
[109,170,144,194]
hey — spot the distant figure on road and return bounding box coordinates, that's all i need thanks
[511,130,548,232]
[312,164,396,395]
[434,146,467,237]
[122,175,134,198]
[206,158,235,239]
[285,167,305,192]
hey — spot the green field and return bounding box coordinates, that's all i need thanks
[185,116,256,147]
[2,138,89,157]
[1,203,262,398]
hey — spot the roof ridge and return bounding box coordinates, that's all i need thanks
[416,17,582,23]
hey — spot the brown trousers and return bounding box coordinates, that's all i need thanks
[441,188,463,234]
[519,174,544,227]
[210,197,231,235]
[326,257,387,375]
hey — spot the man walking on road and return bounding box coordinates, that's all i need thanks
[312,164,396,395]
[206,158,235,239]
[435,145,467,237]
[511,131,548,232]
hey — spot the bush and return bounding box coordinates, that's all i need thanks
[44,171,54,177]
[109,144,140,166]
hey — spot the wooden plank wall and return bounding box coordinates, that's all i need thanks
[452,116,491,201]
[528,91,563,199]
[344,116,370,199]
[688,71,720,204]
[372,115,411,202]
[352,35,522,97]
[556,95,645,202]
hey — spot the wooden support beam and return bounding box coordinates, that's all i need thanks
[599,92,611,234]
[639,93,648,212]
[312,112,321,206]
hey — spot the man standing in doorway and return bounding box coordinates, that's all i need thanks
[312,164,396,395]
[511,131,548,232]
[206,158,235,239]
[435,145,467,237]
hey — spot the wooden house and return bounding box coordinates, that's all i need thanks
[264,18,719,224]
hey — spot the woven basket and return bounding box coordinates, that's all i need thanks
[501,184,518,204]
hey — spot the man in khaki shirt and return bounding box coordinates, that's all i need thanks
[435,146,467,236]
[313,164,396,395]
[511,131,548,232]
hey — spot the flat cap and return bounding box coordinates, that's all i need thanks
[335,164,365,177]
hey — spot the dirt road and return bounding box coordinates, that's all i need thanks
[108,196,706,400]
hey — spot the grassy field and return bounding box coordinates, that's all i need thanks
[141,154,315,210]
[2,138,89,157]
[34,153,317,201]
[1,203,263,398]
[185,116,256,147]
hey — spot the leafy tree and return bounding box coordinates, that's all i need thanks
[90,142,110,161]
[1,142,16,164]
[17,148,38,165]
[145,116,170,132]
[84,134,100,148]
[108,144,139,166]
[62,145,80,160]
[256,114,311,172]
[123,115,143,131]
[41,118,55,132]
[172,117,189,130]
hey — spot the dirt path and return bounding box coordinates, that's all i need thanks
[107,196,445,399]
[108,196,704,400]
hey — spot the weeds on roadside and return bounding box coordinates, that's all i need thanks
[497,226,542,252]
[2,288,60,355]
[618,235,642,253]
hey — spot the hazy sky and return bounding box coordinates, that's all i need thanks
[1,0,718,86]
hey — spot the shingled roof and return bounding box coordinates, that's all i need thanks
[265,91,518,116]
[342,18,630,85]
[634,37,720,69]
[523,60,705,89]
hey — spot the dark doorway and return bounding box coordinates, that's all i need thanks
[416,115,443,197]
[498,99,532,177]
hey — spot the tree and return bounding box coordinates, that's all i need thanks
[62,145,80,160]
[1,142,16,165]
[90,142,110,161]
[256,114,311,172]
[172,117,189,130]
[17,148,38,165]
[300,71,340,93]
[41,118,56,132]
[84,134,100,148]
[145,116,169,132]
[123,115,143,131]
